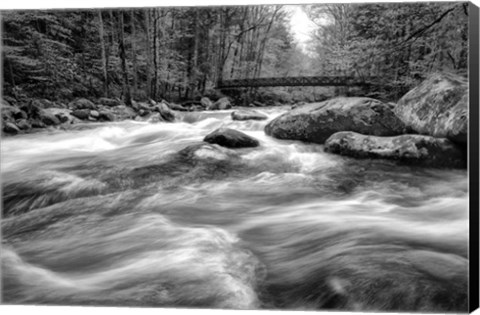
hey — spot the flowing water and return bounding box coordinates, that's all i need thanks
[1,106,469,312]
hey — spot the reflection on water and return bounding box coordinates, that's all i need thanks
[1,107,469,311]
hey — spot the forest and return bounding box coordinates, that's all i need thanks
[2,2,469,105]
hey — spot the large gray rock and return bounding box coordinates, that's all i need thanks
[394,73,468,145]
[324,131,466,168]
[98,97,121,107]
[71,109,90,120]
[111,105,136,120]
[265,97,408,144]
[2,105,27,122]
[204,127,259,148]
[38,109,60,126]
[207,97,232,110]
[200,97,213,108]
[69,98,95,110]
[42,108,79,124]
[231,110,268,121]
[154,102,175,122]
[16,119,31,130]
[3,122,20,134]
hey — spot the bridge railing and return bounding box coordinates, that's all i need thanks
[217,76,376,88]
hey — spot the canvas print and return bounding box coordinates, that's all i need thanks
[0,1,474,313]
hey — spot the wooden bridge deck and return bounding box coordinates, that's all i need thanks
[217,76,375,88]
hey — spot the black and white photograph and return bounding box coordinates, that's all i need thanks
[1,1,479,314]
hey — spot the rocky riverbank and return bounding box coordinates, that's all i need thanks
[1,96,236,136]
[265,72,469,168]
[2,72,469,169]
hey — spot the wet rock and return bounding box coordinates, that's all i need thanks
[71,109,90,120]
[168,103,188,111]
[3,122,20,134]
[39,109,61,126]
[207,97,232,110]
[138,109,150,117]
[98,97,121,107]
[19,101,42,118]
[43,108,79,124]
[30,120,46,128]
[200,97,213,108]
[69,98,95,110]
[16,119,31,130]
[252,100,266,107]
[231,110,268,121]
[98,111,115,122]
[324,131,466,168]
[154,102,175,122]
[204,127,259,148]
[31,99,56,109]
[2,105,27,122]
[90,110,100,119]
[111,105,136,120]
[265,97,408,144]
[394,73,468,145]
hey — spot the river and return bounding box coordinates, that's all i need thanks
[1,106,469,312]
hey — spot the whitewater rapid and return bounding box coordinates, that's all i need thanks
[1,107,469,311]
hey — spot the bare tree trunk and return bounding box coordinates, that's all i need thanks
[117,11,132,106]
[130,10,138,98]
[97,11,108,96]
[143,10,152,99]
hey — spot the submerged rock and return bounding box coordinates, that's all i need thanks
[394,73,468,145]
[265,97,408,144]
[231,110,268,121]
[324,131,466,168]
[204,128,259,148]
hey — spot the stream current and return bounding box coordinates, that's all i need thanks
[1,106,469,311]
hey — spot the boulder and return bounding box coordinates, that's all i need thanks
[154,102,175,122]
[265,97,408,144]
[111,105,136,120]
[2,105,27,121]
[31,99,56,109]
[394,73,468,145]
[98,97,121,107]
[71,109,90,120]
[90,110,100,119]
[30,120,46,128]
[138,109,150,117]
[231,110,268,121]
[324,131,466,168]
[15,119,31,130]
[168,103,188,111]
[19,101,42,118]
[203,127,259,148]
[39,109,60,126]
[69,98,95,110]
[200,97,213,108]
[3,122,20,134]
[207,97,232,110]
[42,108,78,124]
[98,111,115,122]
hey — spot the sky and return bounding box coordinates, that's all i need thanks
[284,5,317,53]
